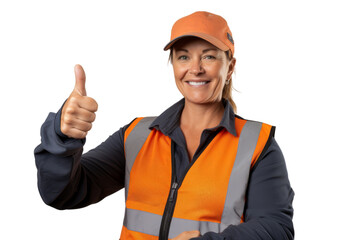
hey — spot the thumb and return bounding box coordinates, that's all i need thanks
[74,64,87,96]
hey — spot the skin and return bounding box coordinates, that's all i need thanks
[60,64,98,139]
[172,37,236,161]
[172,37,235,106]
[171,230,201,240]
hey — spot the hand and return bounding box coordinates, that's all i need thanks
[171,230,201,240]
[60,64,98,139]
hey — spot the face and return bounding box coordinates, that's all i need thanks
[172,37,235,106]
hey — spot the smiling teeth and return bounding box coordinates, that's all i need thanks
[188,81,207,86]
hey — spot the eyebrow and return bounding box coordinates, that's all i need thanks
[175,49,188,53]
[176,48,218,53]
[175,48,219,53]
[203,48,218,53]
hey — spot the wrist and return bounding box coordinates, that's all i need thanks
[55,99,69,139]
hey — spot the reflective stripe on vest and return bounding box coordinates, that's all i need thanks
[124,117,156,201]
[121,117,274,240]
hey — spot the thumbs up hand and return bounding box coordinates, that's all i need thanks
[61,64,98,139]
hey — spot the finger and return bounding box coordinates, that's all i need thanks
[62,116,93,132]
[74,64,87,96]
[64,127,87,139]
[78,96,98,112]
[71,119,93,132]
[62,102,96,122]
[171,230,201,240]
[186,230,201,238]
[71,107,96,123]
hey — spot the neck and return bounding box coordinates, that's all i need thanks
[180,99,225,131]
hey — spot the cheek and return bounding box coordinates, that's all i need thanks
[173,64,186,81]
[210,64,227,85]
[172,65,186,95]
[212,65,228,98]
[214,78,225,97]
[219,64,229,81]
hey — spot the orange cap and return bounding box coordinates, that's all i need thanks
[164,11,234,55]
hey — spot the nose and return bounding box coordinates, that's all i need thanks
[189,59,204,75]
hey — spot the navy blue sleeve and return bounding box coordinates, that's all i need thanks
[191,138,295,240]
[34,107,131,210]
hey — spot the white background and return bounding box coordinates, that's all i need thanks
[1,0,359,239]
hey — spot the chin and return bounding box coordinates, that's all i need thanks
[185,96,220,105]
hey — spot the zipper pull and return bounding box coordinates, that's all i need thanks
[169,182,178,202]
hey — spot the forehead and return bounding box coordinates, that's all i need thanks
[172,37,220,52]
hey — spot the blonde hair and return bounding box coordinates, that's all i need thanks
[222,51,237,113]
[169,49,237,113]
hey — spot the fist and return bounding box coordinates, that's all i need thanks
[171,230,201,240]
[61,64,98,139]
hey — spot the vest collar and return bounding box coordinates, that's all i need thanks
[149,98,238,137]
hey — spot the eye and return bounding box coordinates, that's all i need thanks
[178,55,189,60]
[203,55,216,60]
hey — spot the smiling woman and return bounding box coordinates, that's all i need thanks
[171,37,236,107]
[169,45,237,112]
[34,11,294,240]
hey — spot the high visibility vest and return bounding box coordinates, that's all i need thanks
[119,116,274,240]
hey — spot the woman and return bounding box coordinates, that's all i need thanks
[35,11,294,240]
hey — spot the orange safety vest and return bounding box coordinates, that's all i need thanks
[119,116,274,240]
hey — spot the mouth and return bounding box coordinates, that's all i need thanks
[186,81,210,86]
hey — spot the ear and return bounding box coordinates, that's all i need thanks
[226,57,236,80]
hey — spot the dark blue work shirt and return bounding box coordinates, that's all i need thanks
[34,98,294,240]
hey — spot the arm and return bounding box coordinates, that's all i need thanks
[34,107,130,210]
[191,138,295,240]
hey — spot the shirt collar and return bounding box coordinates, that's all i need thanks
[150,98,238,137]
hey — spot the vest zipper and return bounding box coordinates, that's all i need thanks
[159,182,178,240]
[169,182,179,202]
[159,141,178,240]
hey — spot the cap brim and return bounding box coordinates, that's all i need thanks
[164,33,229,52]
